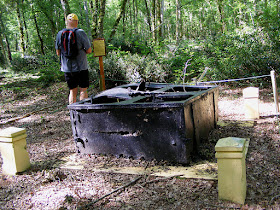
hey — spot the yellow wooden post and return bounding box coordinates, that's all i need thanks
[93,38,106,91]
[215,137,249,204]
[0,127,30,175]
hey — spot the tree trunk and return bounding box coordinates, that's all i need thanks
[84,1,92,39]
[97,0,106,38]
[21,0,29,51]
[128,0,133,37]
[217,0,225,33]
[132,0,135,32]
[156,0,162,42]
[0,33,8,66]
[32,6,45,55]
[79,2,84,25]
[0,10,12,62]
[176,0,181,42]
[60,0,71,20]
[109,0,128,41]
[36,1,57,37]
[160,0,164,38]
[151,0,156,41]
[16,0,25,53]
[144,0,152,32]
[122,3,126,35]
[90,0,98,39]
[5,37,12,62]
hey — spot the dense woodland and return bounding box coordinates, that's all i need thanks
[0,1,280,208]
[1,0,280,87]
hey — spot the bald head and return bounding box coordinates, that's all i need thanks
[66,13,79,29]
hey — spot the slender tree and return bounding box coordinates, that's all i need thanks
[21,0,29,50]
[16,0,25,53]
[0,9,12,62]
[60,0,71,20]
[156,0,162,42]
[122,0,126,35]
[97,0,106,38]
[35,0,57,37]
[91,0,99,39]
[176,0,182,42]
[0,33,8,66]
[144,0,152,32]
[151,0,156,41]
[32,5,45,55]
[217,0,225,33]
[109,0,128,41]
[84,1,92,39]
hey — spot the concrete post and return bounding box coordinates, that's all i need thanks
[0,127,30,175]
[243,87,259,119]
[215,137,248,204]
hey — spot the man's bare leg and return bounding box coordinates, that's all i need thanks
[69,87,78,104]
[80,88,88,101]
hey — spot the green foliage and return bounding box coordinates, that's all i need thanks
[203,29,280,81]
[159,25,280,84]
[10,53,40,72]
[109,36,153,55]
[8,53,64,87]
[88,50,168,88]
[1,0,280,88]
[36,54,65,86]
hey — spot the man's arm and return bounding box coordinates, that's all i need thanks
[56,49,61,56]
[86,47,92,54]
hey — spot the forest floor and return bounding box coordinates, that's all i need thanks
[0,77,279,209]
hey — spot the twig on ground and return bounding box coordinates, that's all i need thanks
[0,104,62,125]
[270,194,280,205]
[79,176,142,209]
[141,174,183,187]
[204,202,241,209]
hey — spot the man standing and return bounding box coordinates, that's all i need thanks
[55,13,92,104]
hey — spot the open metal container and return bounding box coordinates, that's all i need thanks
[68,83,219,164]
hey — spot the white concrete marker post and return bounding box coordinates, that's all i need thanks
[243,87,260,120]
[270,70,279,114]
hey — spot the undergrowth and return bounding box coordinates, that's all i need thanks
[1,28,279,94]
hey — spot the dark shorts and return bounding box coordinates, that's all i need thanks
[64,70,89,89]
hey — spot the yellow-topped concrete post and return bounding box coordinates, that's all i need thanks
[0,127,30,175]
[243,87,259,119]
[215,137,248,204]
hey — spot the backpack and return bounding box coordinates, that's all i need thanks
[61,28,78,59]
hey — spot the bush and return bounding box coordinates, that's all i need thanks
[160,29,280,84]
[108,36,153,55]
[10,53,41,73]
[36,54,65,86]
[8,53,64,87]
[87,50,169,89]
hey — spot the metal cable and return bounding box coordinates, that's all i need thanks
[198,74,271,84]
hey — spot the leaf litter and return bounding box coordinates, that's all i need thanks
[0,83,279,209]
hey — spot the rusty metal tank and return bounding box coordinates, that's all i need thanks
[68,83,219,164]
